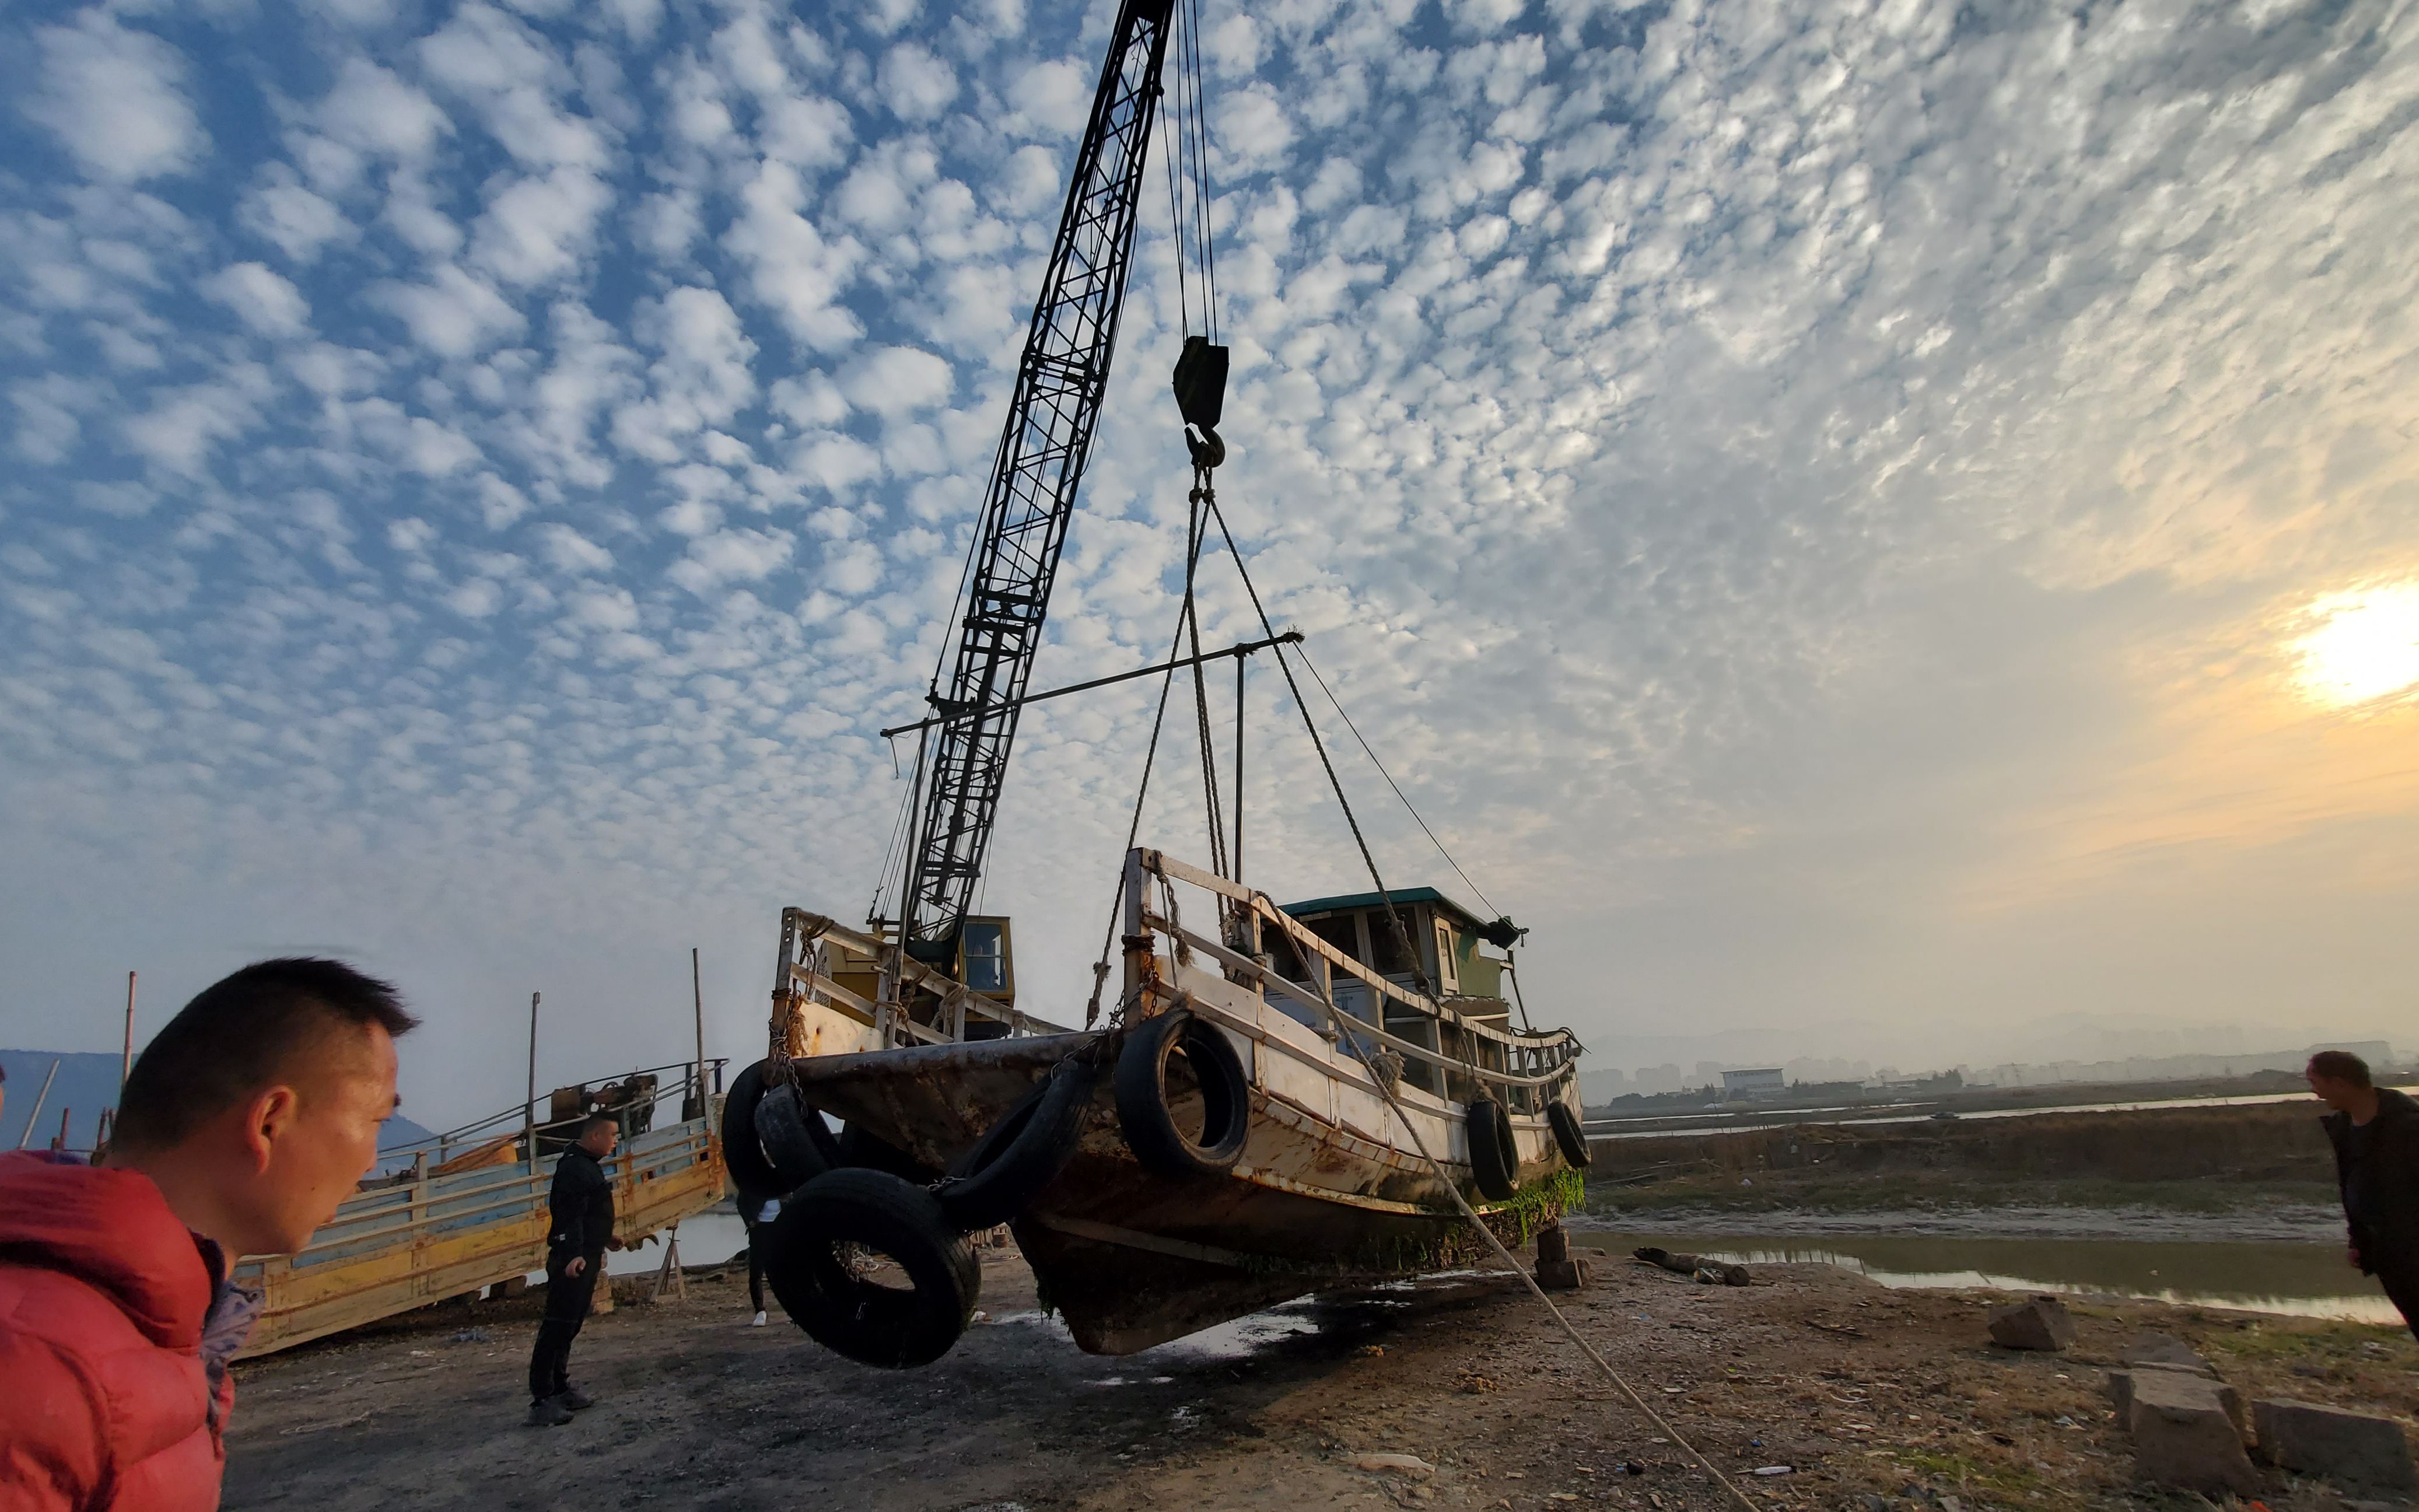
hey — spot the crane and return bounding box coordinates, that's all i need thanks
[891,0,1216,970]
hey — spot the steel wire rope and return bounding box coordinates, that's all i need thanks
[1179,0,1219,340]
[1342,1039,1763,1512]
[1081,488,1221,1027]
[1194,488,1433,999]
[1289,642,1502,921]
[1159,54,1192,338]
[1182,480,1230,880]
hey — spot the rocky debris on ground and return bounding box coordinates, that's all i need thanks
[1348,1451,1435,1478]
[2126,1364,2261,1496]
[2253,1398,2419,1491]
[1632,1246,1749,1286]
[1986,1294,2075,1351]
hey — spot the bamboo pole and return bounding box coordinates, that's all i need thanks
[16,1059,59,1150]
[121,972,136,1090]
[524,992,539,1171]
[690,947,705,1115]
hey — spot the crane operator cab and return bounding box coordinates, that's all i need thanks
[819,916,1019,1045]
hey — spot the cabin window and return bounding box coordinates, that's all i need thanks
[1434,920,1459,993]
[1367,909,1414,975]
[960,919,1010,993]
[1305,914,1359,964]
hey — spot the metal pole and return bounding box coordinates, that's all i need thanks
[1233,652,1245,889]
[121,971,136,1091]
[16,1059,59,1150]
[525,992,540,1171]
[691,948,705,1116]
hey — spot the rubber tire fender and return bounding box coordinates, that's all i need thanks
[1546,1100,1592,1170]
[1114,1007,1250,1180]
[1465,1097,1521,1202]
[761,1167,980,1369]
[838,1123,939,1185]
[936,1056,1097,1233]
[723,1060,840,1202]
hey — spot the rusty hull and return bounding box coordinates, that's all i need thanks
[783,1031,1569,1354]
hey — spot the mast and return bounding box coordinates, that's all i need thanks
[898,0,1181,956]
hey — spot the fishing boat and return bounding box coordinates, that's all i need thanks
[728,0,1590,1367]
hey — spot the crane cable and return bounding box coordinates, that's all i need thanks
[1083,485,1220,1027]
[1196,488,1433,1000]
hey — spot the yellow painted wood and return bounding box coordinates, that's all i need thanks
[234,1124,727,1358]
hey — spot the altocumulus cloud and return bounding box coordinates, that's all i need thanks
[1,0,2415,1114]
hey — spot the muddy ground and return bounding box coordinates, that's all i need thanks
[222,1238,2417,1512]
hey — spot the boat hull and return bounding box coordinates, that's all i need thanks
[786,1004,1579,1353]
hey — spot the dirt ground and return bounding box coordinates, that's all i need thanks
[220,1238,2418,1512]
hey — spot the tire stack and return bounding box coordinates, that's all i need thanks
[727,1055,1099,1368]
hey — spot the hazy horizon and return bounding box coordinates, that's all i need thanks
[4,0,2414,1130]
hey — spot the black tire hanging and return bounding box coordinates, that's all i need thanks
[1465,1097,1520,1202]
[723,1060,840,1201]
[1546,1101,1592,1170]
[838,1122,938,1185]
[1114,1008,1251,1180]
[759,1167,981,1369]
[936,1056,1097,1233]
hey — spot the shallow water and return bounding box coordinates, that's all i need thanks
[1591,1084,2419,1140]
[1581,1230,2405,1325]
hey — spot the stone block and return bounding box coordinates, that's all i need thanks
[2129,1369,2259,1497]
[2123,1334,2213,1374]
[1987,1294,2076,1352]
[1537,1255,1593,1291]
[2110,1366,2246,1440]
[2251,1399,2418,1491]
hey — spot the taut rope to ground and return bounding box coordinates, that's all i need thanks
[1352,1054,1766,1512]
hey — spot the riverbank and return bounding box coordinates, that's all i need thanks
[222,1237,2417,1511]
[1587,1101,2346,1222]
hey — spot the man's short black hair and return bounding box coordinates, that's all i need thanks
[2308,1050,2373,1089]
[115,957,418,1152]
[581,1111,621,1137]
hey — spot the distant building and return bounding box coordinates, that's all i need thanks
[1721,1068,1786,1101]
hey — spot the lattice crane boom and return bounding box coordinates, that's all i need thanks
[899,0,1181,952]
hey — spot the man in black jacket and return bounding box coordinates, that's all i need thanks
[2308,1051,2419,1341]
[526,1112,623,1426]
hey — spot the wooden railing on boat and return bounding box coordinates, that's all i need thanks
[771,909,1077,1053]
[231,1073,728,1359]
[1125,849,1583,1110]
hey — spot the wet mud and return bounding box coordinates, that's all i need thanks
[220,1240,2418,1512]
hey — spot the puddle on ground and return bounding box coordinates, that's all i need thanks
[1583,1232,2405,1325]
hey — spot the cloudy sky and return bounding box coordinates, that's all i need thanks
[3,0,2414,1125]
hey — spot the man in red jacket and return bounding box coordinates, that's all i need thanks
[0,958,416,1511]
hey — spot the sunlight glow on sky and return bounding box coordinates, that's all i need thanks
[2292,583,2419,709]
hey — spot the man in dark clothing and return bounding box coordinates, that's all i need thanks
[526,1112,622,1427]
[2308,1051,2419,1342]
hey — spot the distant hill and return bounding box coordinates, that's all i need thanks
[2,1048,434,1158]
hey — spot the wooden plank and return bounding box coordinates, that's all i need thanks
[233,1119,727,1359]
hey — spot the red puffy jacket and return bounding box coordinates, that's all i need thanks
[0,1153,253,1511]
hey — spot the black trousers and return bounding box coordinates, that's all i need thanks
[2379,1260,2419,1344]
[528,1253,600,1402]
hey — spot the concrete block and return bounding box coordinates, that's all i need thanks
[2252,1399,2417,1491]
[1987,1294,2075,1352]
[2110,1366,2245,1441]
[2129,1369,2259,1497]
[2123,1335,2214,1375]
[1537,1256,1593,1291]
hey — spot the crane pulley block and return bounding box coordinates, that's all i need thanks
[1172,334,1228,430]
